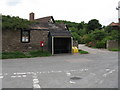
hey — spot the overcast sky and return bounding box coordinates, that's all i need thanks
[0,0,119,26]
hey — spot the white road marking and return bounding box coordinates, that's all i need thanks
[14,73,17,75]
[66,72,71,76]
[33,84,41,88]
[106,69,110,72]
[103,69,116,77]
[32,73,41,88]
[0,76,3,79]
[55,71,62,73]
[16,72,26,75]
[69,81,76,84]
[22,75,27,77]
[33,79,39,84]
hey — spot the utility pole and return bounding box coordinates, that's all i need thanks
[116,1,120,23]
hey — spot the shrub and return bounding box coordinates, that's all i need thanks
[90,30,107,41]
[95,41,106,48]
[81,34,92,44]
[86,42,96,47]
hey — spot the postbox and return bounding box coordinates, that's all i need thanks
[40,41,44,47]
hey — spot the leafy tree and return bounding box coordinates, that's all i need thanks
[110,30,120,40]
[90,29,107,41]
[2,15,35,30]
[87,19,102,33]
[72,32,80,41]
[77,23,83,30]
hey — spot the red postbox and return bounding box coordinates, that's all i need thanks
[40,41,44,47]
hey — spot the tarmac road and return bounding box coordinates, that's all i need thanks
[1,44,118,88]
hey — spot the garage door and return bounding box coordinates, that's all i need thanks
[54,37,71,54]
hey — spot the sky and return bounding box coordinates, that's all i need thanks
[0,0,120,26]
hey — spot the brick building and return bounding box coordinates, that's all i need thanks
[2,13,73,55]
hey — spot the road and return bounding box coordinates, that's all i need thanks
[0,44,118,88]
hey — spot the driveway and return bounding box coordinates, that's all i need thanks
[1,44,118,88]
[78,44,110,54]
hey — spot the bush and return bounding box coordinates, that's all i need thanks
[95,41,106,48]
[81,34,92,44]
[86,42,96,47]
[90,30,107,41]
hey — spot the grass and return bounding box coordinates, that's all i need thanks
[0,52,2,59]
[108,48,120,51]
[29,50,52,57]
[79,49,89,54]
[2,51,27,59]
[2,50,52,59]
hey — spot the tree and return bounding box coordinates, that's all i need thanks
[87,19,102,33]
[90,29,107,41]
[2,15,34,30]
[77,23,83,30]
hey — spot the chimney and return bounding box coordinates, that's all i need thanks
[29,12,34,21]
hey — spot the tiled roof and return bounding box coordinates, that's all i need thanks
[109,22,120,26]
[49,30,72,37]
[30,16,72,37]
[35,16,55,23]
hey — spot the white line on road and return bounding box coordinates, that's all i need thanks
[103,69,116,77]
[66,72,71,76]
[22,75,27,77]
[0,76,4,79]
[33,84,41,88]
[32,73,41,88]
[69,81,76,84]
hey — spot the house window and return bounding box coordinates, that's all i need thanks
[21,30,30,43]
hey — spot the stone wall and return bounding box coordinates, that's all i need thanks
[2,30,49,52]
[107,40,119,49]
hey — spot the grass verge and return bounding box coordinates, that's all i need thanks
[29,50,52,57]
[79,49,89,54]
[108,48,120,51]
[2,50,52,59]
[2,52,27,59]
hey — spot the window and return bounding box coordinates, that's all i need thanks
[21,30,30,43]
[48,18,54,23]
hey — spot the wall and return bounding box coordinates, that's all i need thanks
[73,40,78,47]
[2,30,49,52]
[107,40,119,49]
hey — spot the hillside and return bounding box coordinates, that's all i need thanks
[2,15,34,30]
